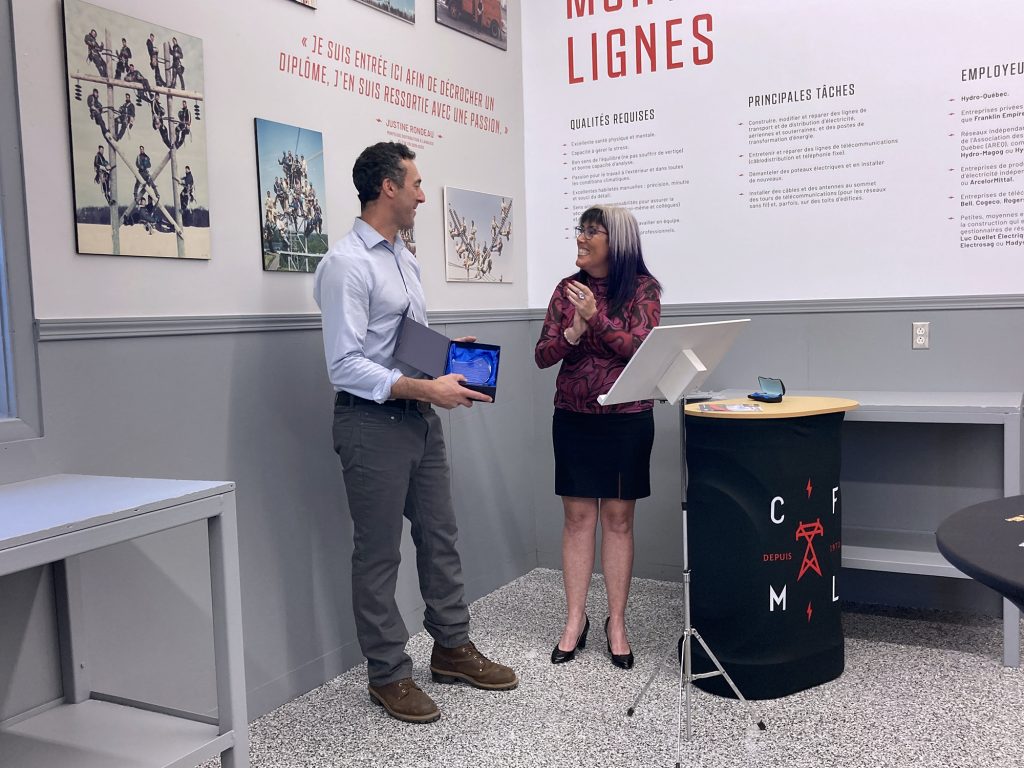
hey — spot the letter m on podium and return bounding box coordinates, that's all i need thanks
[770,584,787,612]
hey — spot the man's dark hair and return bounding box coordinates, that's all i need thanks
[352,142,415,208]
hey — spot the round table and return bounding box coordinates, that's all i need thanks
[936,496,1024,612]
[682,396,858,699]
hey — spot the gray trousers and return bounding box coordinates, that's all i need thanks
[333,401,471,686]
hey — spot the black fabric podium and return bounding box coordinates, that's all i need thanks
[683,397,856,700]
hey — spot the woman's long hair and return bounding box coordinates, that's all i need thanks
[575,205,660,317]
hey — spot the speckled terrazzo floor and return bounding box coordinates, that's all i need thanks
[199,568,1024,768]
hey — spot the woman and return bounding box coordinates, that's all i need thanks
[534,204,661,670]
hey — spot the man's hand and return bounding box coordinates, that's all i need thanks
[429,374,492,409]
[452,336,477,343]
[391,373,492,409]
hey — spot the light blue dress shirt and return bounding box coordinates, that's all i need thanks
[313,218,428,402]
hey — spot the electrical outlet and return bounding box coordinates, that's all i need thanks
[912,321,930,350]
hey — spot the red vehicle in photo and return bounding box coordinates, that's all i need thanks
[447,0,506,40]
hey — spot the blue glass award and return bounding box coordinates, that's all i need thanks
[445,342,499,398]
[394,316,501,401]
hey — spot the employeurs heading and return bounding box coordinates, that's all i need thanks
[565,1,714,85]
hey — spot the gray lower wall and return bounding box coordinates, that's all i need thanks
[0,566,61,722]
[3,301,1024,724]
[531,305,1024,610]
[0,318,537,722]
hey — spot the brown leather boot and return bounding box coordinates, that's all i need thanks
[430,641,518,690]
[368,678,440,723]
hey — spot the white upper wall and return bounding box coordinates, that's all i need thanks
[524,0,1024,306]
[21,0,1024,317]
[15,0,525,318]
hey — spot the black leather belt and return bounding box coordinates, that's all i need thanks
[335,391,430,412]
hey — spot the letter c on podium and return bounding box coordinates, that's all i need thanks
[771,496,785,524]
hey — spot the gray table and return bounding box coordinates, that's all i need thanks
[0,474,249,768]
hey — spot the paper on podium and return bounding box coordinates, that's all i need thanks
[596,319,749,406]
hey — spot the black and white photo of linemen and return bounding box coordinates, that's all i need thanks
[254,118,329,273]
[63,0,210,259]
[444,186,513,282]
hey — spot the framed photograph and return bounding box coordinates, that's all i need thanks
[443,187,512,283]
[352,0,415,24]
[435,0,507,50]
[398,226,417,256]
[62,0,210,259]
[254,118,329,273]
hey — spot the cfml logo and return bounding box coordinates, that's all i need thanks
[767,483,841,615]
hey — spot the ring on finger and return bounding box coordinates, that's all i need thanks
[577,291,585,299]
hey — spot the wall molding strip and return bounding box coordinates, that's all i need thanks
[36,294,1024,341]
[37,314,324,341]
[662,294,1024,317]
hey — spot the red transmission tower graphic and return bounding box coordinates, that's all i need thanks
[795,519,824,581]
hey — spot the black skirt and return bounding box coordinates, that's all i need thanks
[552,408,655,500]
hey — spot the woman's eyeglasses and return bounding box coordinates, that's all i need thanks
[574,225,608,240]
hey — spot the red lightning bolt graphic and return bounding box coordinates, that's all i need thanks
[807,601,813,622]
[806,478,813,499]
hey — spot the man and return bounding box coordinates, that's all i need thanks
[286,191,303,233]
[93,145,112,204]
[313,142,517,724]
[125,63,155,103]
[115,37,131,80]
[138,194,156,234]
[179,165,195,212]
[84,28,107,77]
[287,151,298,187]
[183,165,195,202]
[114,93,135,140]
[134,145,158,201]
[149,99,173,148]
[168,36,185,89]
[174,101,191,148]
[279,150,292,186]
[273,176,289,212]
[398,227,416,256]
[263,190,278,240]
[146,33,166,87]
[310,198,323,235]
[86,88,109,136]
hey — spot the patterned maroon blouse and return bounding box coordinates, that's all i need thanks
[535,274,662,414]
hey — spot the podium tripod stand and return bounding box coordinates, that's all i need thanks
[594,320,764,763]
[625,397,765,764]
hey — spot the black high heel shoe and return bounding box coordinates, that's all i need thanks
[551,615,590,664]
[605,617,634,669]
